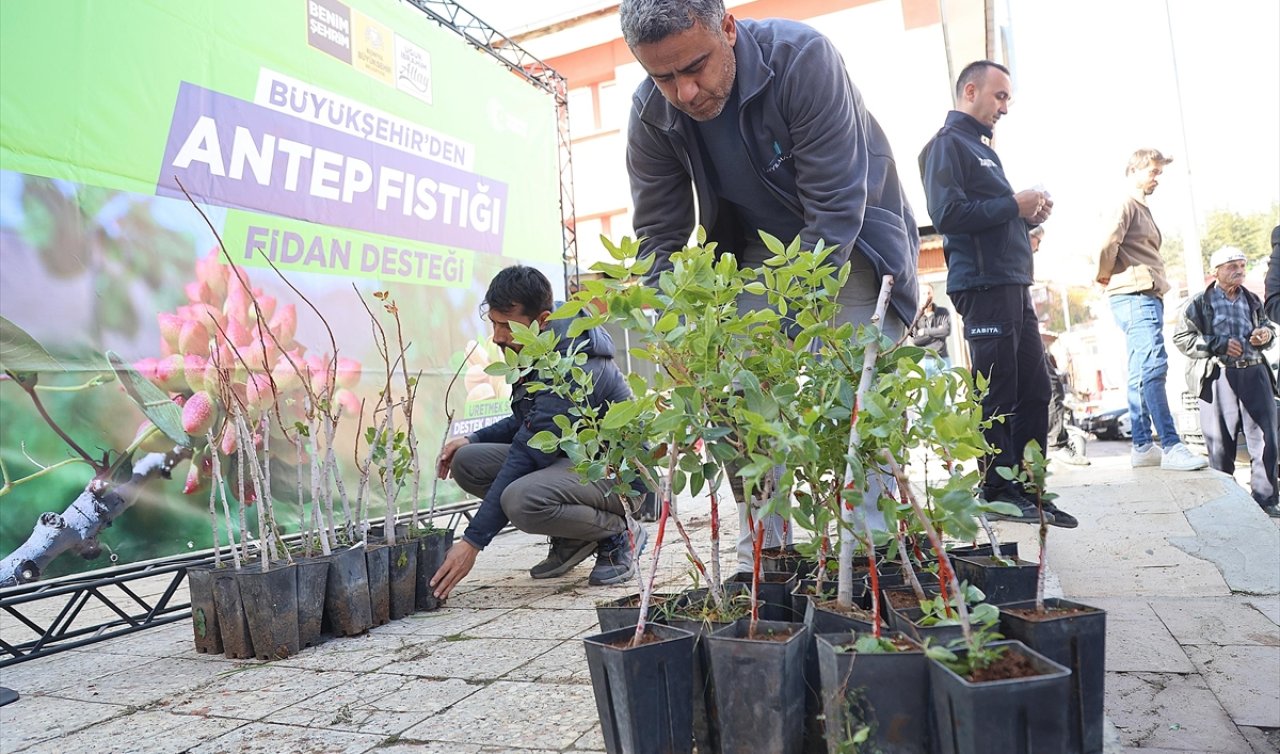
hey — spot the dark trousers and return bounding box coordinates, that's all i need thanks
[952,285,1050,493]
[451,443,626,545]
[1199,363,1278,508]
[1047,354,1068,448]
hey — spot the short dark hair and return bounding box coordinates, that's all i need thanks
[620,0,725,48]
[484,266,553,318]
[955,60,1010,98]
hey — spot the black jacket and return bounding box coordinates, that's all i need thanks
[1264,225,1280,322]
[919,111,1035,294]
[910,305,951,357]
[461,315,631,549]
[1173,281,1277,402]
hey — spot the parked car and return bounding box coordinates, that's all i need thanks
[1079,406,1131,441]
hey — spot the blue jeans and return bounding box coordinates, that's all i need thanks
[1110,294,1182,449]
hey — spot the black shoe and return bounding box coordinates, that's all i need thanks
[529,537,596,579]
[589,521,648,586]
[1042,501,1079,529]
[984,487,1056,525]
[1262,504,1280,519]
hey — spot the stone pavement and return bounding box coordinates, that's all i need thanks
[0,441,1277,753]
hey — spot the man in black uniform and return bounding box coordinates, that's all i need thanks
[919,60,1077,528]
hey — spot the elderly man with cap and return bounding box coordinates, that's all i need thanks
[1174,247,1280,518]
[1097,148,1208,471]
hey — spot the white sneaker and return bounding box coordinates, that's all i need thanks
[1160,443,1209,471]
[1131,444,1162,468]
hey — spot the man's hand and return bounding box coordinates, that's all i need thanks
[430,540,479,600]
[1014,189,1048,219]
[1249,327,1273,348]
[437,436,470,479]
[1030,195,1054,225]
[1226,338,1244,358]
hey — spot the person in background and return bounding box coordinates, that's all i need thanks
[619,0,920,569]
[1174,247,1279,518]
[1097,148,1208,472]
[1264,224,1280,322]
[431,266,648,598]
[919,59,1077,528]
[911,283,952,375]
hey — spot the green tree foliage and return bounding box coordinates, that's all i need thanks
[1198,204,1280,265]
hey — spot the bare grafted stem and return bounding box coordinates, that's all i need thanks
[837,274,894,609]
[631,440,679,648]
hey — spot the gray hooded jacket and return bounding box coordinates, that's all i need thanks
[625,18,920,324]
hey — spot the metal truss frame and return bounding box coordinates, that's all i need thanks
[0,498,482,667]
[403,0,579,293]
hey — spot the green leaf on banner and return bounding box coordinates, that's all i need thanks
[107,351,189,446]
[0,316,64,375]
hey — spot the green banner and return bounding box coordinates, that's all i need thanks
[0,0,562,581]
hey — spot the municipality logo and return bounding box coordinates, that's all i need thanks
[395,34,433,105]
[978,157,996,168]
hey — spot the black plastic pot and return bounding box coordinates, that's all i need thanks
[887,605,969,647]
[596,592,681,633]
[816,632,932,754]
[947,541,1019,560]
[583,623,696,754]
[707,618,809,754]
[236,562,300,661]
[928,640,1071,754]
[1000,598,1107,754]
[186,564,223,655]
[211,568,253,659]
[324,544,373,636]
[294,556,330,649]
[415,529,454,612]
[661,586,748,754]
[365,543,391,626]
[761,545,818,578]
[803,588,894,753]
[387,540,418,620]
[790,579,837,620]
[724,571,799,622]
[953,555,1039,605]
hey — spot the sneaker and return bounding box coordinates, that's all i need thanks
[1160,443,1209,471]
[1261,504,1280,519]
[529,537,597,579]
[1042,501,1079,529]
[1051,445,1091,467]
[588,520,649,586]
[984,487,1056,525]
[1131,444,1162,467]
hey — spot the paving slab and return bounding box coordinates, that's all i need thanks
[378,607,515,637]
[270,631,424,672]
[1173,492,1280,594]
[0,648,168,696]
[467,607,600,640]
[186,721,384,754]
[1076,597,1194,673]
[401,680,597,749]
[446,586,560,610]
[385,636,560,681]
[1105,671,1252,752]
[0,696,126,753]
[12,710,245,754]
[1247,596,1280,626]
[162,665,357,720]
[55,656,230,708]
[264,674,478,736]
[502,639,593,684]
[375,744,485,754]
[1239,725,1280,754]
[1185,644,1280,728]
[1150,596,1280,646]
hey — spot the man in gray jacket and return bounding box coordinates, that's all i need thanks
[620,0,919,570]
